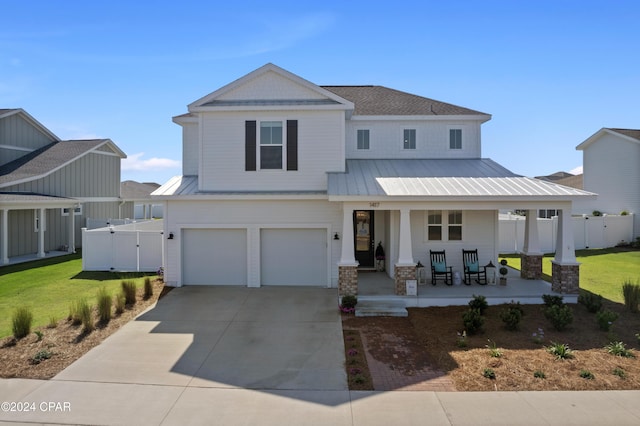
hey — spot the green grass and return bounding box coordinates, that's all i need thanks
[0,253,156,338]
[501,248,640,303]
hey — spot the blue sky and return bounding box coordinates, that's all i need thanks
[2,1,638,184]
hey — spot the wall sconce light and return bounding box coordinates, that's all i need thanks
[168,232,174,240]
[333,232,340,240]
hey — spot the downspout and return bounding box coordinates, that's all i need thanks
[118,199,126,219]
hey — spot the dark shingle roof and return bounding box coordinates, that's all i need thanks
[120,180,161,200]
[608,128,640,141]
[0,139,106,186]
[321,86,488,116]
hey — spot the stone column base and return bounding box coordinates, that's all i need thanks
[551,262,580,294]
[394,265,416,296]
[521,253,543,279]
[338,265,358,296]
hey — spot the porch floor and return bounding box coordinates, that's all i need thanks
[356,268,576,307]
[1,250,72,267]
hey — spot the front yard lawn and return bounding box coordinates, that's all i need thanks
[0,253,156,338]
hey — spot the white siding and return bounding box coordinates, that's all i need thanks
[199,110,345,191]
[182,122,199,176]
[345,120,482,160]
[217,71,327,101]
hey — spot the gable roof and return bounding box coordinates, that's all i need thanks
[0,139,126,188]
[120,180,161,200]
[577,128,640,150]
[322,86,490,119]
[0,108,61,141]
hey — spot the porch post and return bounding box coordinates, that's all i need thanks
[1,209,8,265]
[394,208,416,296]
[551,207,580,294]
[521,209,543,279]
[37,208,46,258]
[68,206,76,253]
[338,205,358,296]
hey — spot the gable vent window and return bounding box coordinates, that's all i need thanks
[403,129,416,150]
[246,120,298,171]
[357,129,370,150]
[449,129,462,150]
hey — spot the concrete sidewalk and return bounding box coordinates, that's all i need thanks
[1,286,639,425]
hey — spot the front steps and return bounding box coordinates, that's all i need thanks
[355,300,408,317]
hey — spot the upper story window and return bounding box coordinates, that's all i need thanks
[260,121,283,169]
[61,206,83,216]
[357,129,370,150]
[403,129,416,150]
[449,128,462,149]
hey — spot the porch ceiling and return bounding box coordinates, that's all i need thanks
[327,159,596,201]
[0,192,78,209]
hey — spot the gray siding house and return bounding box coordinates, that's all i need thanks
[0,108,127,264]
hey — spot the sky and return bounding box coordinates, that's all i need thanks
[1,1,638,184]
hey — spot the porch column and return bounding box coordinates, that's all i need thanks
[551,208,580,294]
[1,209,8,265]
[37,208,46,258]
[394,208,416,296]
[68,207,76,253]
[338,206,358,296]
[521,209,543,279]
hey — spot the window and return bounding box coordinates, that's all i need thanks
[62,206,82,216]
[538,209,558,219]
[426,210,463,241]
[448,210,462,240]
[449,129,462,149]
[427,210,442,241]
[357,129,370,150]
[403,129,416,150]
[260,121,283,169]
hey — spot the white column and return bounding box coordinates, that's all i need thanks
[339,205,357,265]
[68,208,75,253]
[1,209,8,264]
[396,208,414,265]
[37,208,46,258]
[554,208,577,264]
[522,209,542,254]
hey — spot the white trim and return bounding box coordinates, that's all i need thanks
[350,114,491,122]
[0,144,35,153]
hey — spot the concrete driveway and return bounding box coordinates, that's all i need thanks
[55,286,347,391]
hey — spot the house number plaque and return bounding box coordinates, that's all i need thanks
[369,202,380,208]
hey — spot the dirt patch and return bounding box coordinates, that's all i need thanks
[0,279,167,379]
[343,299,640,391]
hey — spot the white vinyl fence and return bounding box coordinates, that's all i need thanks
[499,214,634,254]
[82,220,163,272]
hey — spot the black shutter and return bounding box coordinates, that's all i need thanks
[286,120,298,171]
[245,120,256,171]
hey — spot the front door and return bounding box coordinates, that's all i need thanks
[354,210,375,267]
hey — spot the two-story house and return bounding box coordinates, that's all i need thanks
[153,64,593,297]
[0,108,128,264]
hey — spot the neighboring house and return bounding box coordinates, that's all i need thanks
[0,108,127,264]
[533,172,583,218]
[572,128,640,239]
[120,180,163,219]
[152,63,594,295]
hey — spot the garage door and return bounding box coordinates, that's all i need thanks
[182,229,247,285]
[261,229,327,286]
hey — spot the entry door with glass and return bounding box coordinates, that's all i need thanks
[353,210,375,268]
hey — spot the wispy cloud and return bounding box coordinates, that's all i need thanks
[122,152,180,172]
[569,165,583,175]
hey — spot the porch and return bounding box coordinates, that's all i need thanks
[355,267,574,308]
[0,250,72,267]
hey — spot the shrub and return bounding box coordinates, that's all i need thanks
[546,342,573,360]
[532,327,545,344]
[462,308,484,335]
[500,305,522,331]
[47,316,58,328]
[596,309,618,331]
[533,370,546,379]
[114,292,126,315]
[456,331,468,348]
[613,368,626,379]
[96,287,112,323]
[621,281,640,313]
[605,341,635,358]
[143,277,153,300]
[121,280,137,305]
[483,368,496,379]
[579,369,595,380]
[69,299,83,325]
[578,292,603,313]
[544,304,573,331]
[486,339,503,358]
[341,295,358,309]
[34,330,43,342]
[592,210,602,216]
[30,349,52,365]
[75,298,94,333]
[12,306,33,339]
[542,294,564,308]
[468,294,488,315]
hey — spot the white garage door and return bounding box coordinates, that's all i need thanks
[182,229,247,285]
[261,228,327,286]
